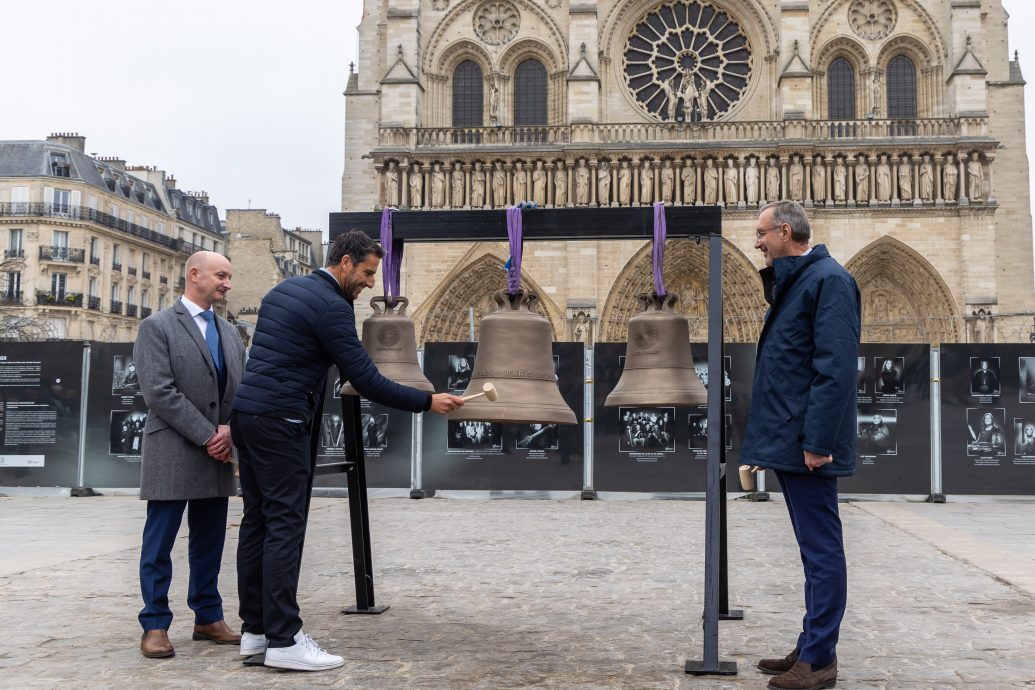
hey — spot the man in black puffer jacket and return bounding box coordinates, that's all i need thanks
[231,230,463,672]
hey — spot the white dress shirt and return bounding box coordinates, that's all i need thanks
[180,296,212,337]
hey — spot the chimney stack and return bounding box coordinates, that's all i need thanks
[46,132,86,153]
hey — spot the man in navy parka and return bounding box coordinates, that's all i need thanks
[740,201,861,690]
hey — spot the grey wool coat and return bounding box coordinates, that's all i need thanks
[134,300,246,501]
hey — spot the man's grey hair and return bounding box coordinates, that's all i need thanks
[761,200,811,243]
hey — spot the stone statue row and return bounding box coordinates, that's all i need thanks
[379,151,991,210]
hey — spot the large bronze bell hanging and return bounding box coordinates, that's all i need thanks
[605,292,708,406]
[342,296,434,396]
[449,289,577,424]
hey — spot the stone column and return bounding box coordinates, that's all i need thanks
[913,157,922,207]
[589,160,598,207]
[374,162,385,208]
[826,157,834,207]
[545,162,554,207]
[716,160,725,207]
[738,157,746,210]
[935,158,944,207]
[504,163,513,207]
[632,160,640,207]
[958,156,969,206]
[567,160,574,208]
[400,164,410,210]
[869,158,877,205]
[986,155,997,205]
[696,161,703,206]
[654,160,661,205]
[674,160,683,206]
[890,157,899,207]
[804,157,813,208]
[847,159,856,207]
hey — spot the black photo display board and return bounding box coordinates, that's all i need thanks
[0,341,84,487]
[83,342,147,488]
[313,369,415,489]
[840,344,931,494]
[942,344,1035,495]
[421,342,584,491]
[592,342,755,493]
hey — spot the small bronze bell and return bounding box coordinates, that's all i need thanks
[605,292,708,406]
[342,296,434,395]
[449,289,577,424]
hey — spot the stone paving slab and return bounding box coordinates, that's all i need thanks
[0,496,1033,689]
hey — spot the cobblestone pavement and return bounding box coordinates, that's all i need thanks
[1,495,1034,689]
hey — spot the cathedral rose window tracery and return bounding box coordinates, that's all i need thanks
[848,0,897,41]
[474,1,521,46]
[623,1,752,122]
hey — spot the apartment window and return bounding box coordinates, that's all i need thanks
[126,210,134,225]
[158,294,167,310]
[886,55,918,119]
[452,60,484,127]
[111,203,120,221]
[142,252,150,268]
[88,278,98,298]
[89,238,98,259]
[157,221,166,235]
[11,186,29,205]
[8,229,23,252]
[53,230,69,248]
[113,244,122,264]
[87,195,97,210]
[111,284,120,301]
[51,272,67,296]
[142,290,150,308]
[52,189,71,213]
[128,286,136,305]
[5,272,21,297]
[139,216,149,230]
[513,59,548,126]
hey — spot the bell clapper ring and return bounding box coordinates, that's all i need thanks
[461,382,499,403]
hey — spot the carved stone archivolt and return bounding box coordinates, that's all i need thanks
[599,240,767,344]
[848,0,897,41]
[474,1,521,46]
[844,236,960,344]
[623,1,752,122]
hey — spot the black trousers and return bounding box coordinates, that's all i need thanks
[232,410,317,648]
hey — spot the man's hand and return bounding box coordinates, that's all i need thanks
[206,424,233,462]
[804,450,833,471]
[429,393,465,415]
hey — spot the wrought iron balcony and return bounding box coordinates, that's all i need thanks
[159,276,168,285]
[176,277,185,290]
[110,300,123,315]
[126,304,138,318]
[87,296,101,311]
[377,116,991,151]
[127,266,138,276]
[38,246,85,263]
[141,306,152,319]
[142,270,151,280]
[35,290,83,307]
[89,255,101,266]
[4,249,25,259]
[1,291,22,305]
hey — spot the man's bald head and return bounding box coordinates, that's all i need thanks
[184,251,233,309]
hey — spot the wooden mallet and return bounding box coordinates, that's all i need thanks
[461,382,498,403]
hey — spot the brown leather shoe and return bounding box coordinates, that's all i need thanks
[767,660,837,690]
[141,629,175,658]
[192,620,242,645]
[757,648,799,675]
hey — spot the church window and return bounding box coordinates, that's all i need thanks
[827,57,856,120]
[514,58,548,125]
[452,60,483,127]
[886,55,917,119]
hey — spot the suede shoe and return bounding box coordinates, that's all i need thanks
[192,620,242,645]
[757,648,799,675]
[767,660,837,690]
[141,629,175,658]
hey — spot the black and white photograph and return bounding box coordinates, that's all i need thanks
[112,356,140,395]
[970,357,1001,397]
[857,356,866,394]
[687,412,733,451]
[693,356,732,401]
[109,410,146,456]
[874,357,904,396]
[319,413,344,450]
[447,420,502,451]
[515,423,559,450]
[856,409,898,456]
[1020,357,1035,403]
[446,355,475,393]
[618,408,675,453]
[361,414,388,450]
[1014,419,1035,456]
[966,408,1007,457]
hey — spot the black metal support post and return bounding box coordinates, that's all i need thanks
[718,463,743,621]
[685,233,737,676]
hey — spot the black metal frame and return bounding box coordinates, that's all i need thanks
[327,205,737,674]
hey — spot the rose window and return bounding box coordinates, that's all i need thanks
[473,1,521,46]
[848,0,897,41]
[623,1,751,122]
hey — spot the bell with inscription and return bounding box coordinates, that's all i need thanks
[605,292,708,407]
[449,289,577,424]
[342,296,434,395]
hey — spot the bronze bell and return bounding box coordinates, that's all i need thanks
[605,292,708,407]
[342,296,434,395]
[449,289,577,424]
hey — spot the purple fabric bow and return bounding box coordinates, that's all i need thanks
[652,202,667,296]
[506,205,523,295]
[380,207,403,304]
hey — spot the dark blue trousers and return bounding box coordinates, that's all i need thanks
[774,470,847,668]
[139,497,229,631]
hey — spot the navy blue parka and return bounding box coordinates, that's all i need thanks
[740,245,861,477]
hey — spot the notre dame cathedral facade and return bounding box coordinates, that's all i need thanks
[342,0,1033,345]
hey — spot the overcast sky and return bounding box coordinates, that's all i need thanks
[3,1,1035,238]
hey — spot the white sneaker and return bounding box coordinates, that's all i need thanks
[240,632,267,656]
[264,631,344,671]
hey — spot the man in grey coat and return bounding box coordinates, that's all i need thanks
[134,251,246,658]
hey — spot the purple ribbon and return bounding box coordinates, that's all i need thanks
[652,202,667,296]
[380,207,403,304]
[506,205,523,295]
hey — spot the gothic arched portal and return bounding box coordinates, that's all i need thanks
[600,239,768,343]
[413,252,562,343]
[844,236,960,344]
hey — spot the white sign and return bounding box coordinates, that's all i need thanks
[0,455,45,467]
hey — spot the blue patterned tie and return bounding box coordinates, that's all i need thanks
[199,310,223,373]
